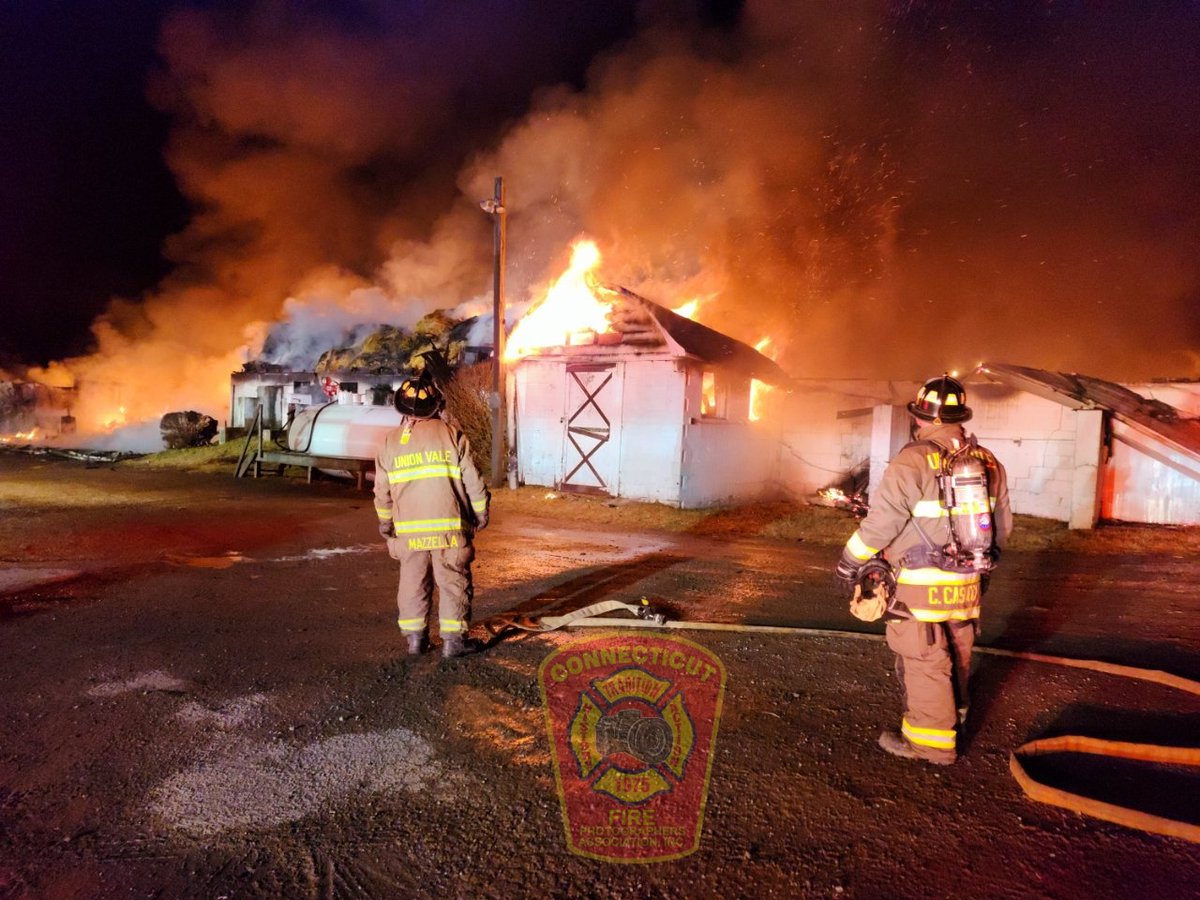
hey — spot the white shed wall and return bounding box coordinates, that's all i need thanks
[777,382,912,498]
[514,359,568,487]
[616,359,686,504]
[680,420,780,508]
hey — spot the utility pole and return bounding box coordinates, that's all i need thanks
[482,177,507,487]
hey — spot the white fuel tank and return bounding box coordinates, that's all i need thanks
[286,403,403,459]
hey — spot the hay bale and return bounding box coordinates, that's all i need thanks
[160,411,218,450]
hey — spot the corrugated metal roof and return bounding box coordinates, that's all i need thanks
[978,361,1200,475]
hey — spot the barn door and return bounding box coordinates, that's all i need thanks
[560,363,622,495]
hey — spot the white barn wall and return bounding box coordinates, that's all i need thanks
[616,359,686,504]
[514,359,567,487]
[511,362,1199,523]
[773,381,1083,523]
[680,420,779,508]
[777,382,911,499]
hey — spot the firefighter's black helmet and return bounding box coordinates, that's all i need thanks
[908,374,971,423]
[393,373,442,418]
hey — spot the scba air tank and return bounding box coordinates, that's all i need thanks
[946,452,995,571]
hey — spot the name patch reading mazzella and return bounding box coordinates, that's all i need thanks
[538,633,726,863]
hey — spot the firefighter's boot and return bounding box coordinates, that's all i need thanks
[405,633,427,656]
[878,731,954,766]
[441,635,481,658]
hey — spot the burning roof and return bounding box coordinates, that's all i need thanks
[506,239,791,389]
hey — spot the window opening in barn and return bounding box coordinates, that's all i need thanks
[701,370,726,420]
[339,382,359,394]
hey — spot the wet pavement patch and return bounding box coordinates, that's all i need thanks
[0,567,84,596]
[163,551,247,569]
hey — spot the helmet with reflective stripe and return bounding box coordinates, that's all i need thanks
[394,373,442,418]
[908,374,971,423]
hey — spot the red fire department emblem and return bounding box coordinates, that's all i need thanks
[538,632,726,862]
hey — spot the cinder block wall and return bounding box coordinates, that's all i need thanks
[776,380,1086,523]
[969,384,1080,522]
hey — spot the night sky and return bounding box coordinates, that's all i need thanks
[1,1,184,364]
[2,1,1198,388]
[0,0,666,365]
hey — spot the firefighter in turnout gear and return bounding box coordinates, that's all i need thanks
[835,375,1012,764]
[374,373,490,658]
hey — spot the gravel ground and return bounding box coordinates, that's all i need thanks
[1,454,1198,898]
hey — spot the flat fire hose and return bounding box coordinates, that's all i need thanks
[493,602,1200,844]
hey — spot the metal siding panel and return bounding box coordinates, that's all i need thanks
[1106,421,1200,524]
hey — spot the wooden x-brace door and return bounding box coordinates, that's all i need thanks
[560,363,622,495]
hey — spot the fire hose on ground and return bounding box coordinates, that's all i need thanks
[484,598,1200,844]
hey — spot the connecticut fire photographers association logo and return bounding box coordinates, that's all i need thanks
[538,632,726,863]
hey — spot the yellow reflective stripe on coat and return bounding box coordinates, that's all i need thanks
[896,568,981,586]
[845,530,879,561]
[911,498,998,518]
[393,517,465,534]
[376,507,394,520]
[387,464,462,484]
[902,718,956,750]
[471,497,487,514]
[397,617,425,631]
[910,607,981,622]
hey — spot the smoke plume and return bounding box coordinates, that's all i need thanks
[26,0,1200,446]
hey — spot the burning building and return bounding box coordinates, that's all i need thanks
[229,314,484,434]
[226,237,1200,528]
[506,241,791,508]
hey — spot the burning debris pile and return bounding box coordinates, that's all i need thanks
[0,380,76,444]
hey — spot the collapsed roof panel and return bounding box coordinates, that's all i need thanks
[978,361,1200,476]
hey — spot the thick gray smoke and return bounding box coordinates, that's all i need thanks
[28,0,1200,443]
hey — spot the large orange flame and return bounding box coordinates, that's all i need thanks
[0,428,40,444]
[505,240,613,361]
[750,337,775,423]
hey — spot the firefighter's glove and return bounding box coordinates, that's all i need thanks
[833,557,861,599]
[849,583,886,622]
[474,514,488,532]
[378,522,395,539]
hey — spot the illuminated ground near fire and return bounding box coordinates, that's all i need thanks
[1,455,1198,896]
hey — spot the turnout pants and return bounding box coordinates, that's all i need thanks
[391,541,475,637]
[885,617,976,763]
